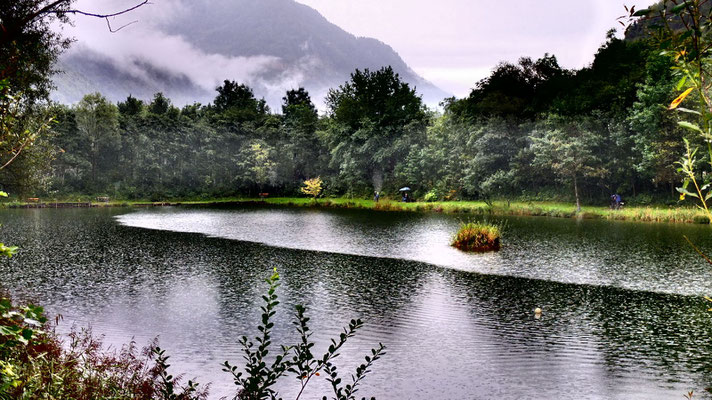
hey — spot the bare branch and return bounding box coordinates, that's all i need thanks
[0,137,32,171]
[61,1,151,19]
[3,0,150,47]
[105,18,139,33]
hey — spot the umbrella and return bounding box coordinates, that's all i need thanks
[398,187,411,191]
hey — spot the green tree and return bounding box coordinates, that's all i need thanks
[325,66,427,193]
[213,80,268,126]
[531,115,607,212]
[0,1,72,106]
[282,88,326,183]
[74,93,120,190]
[148,92,171,115]
[449,54,568,121]
[625,1,712,216]
[235,140,277,194]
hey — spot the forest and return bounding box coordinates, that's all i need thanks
[3,31,689,207]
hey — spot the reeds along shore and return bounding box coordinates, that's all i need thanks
[258,198,711,224]
[4,197,710,224]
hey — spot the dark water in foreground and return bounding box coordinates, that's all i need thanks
[2,205,712,399]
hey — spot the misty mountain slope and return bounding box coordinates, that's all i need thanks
[52,0,449,109]
[53,47,211,106]
[166,0,412,76]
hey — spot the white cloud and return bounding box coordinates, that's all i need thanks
[296,0,660,96]
[63,1,279,94]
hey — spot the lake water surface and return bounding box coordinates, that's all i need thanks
[2,205,712,399]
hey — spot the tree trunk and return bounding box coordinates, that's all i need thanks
[573,174,581,213]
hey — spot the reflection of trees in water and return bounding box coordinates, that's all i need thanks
[6,208,712,395]
[443,269,712,389]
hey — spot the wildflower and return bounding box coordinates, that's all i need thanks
[680,193,686,201]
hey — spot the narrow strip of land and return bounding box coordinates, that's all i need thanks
[6,197,709,225]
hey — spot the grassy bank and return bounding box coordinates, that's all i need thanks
[254,197,709,224]
[5,196,710,224]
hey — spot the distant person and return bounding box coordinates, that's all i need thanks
[610,193,623,210]
[374,191,380,202]
[402,192,409,202]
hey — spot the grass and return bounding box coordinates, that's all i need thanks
[5,195,711,225]
[257,198,710,224]
[451,222,501,252]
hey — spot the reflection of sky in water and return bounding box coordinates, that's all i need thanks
[117,206,712,296]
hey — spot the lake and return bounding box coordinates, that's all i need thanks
[1,205,712,399]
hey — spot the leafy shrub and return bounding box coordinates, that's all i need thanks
[629,193,653,206]
[223,269,385,400]
[423,190,438,202]
[0,271,384,400]
[0,297,206,400]
[301,177,323,200]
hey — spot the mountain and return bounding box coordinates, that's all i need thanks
[52,0,449,109]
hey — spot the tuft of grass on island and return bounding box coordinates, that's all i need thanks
[6,196,712,225]
[451,222,501,252]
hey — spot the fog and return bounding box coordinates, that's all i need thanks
[55,0,658,108]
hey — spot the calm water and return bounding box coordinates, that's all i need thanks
[2,205,712,399]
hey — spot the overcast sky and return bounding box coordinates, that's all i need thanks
[64,0,659,101]
[296,0,658,97]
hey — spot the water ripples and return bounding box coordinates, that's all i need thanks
[1,206,711,399]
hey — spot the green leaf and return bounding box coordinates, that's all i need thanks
[678,121,704,133]
[672,2,688,14]
[677,76,688,90]
[676,107,701,115]
[677,187,699,198]
[633,8,651,16]
[0,244,19,257]
[21,328,34,341]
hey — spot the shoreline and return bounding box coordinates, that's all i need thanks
[5,197,710,225]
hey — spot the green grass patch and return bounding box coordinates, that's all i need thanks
[451,221,501,252]
[5,195,711,226]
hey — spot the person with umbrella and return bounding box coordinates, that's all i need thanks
[399,187,411,202]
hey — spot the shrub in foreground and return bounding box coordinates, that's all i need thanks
[1,269,385,400]
[0,297,205,399]
[451,222,501,252]
[223,269,385,400]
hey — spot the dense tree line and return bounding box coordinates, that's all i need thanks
[2,33,692,204]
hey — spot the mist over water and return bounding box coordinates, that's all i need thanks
[2,206,711,399]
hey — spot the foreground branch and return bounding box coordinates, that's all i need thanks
[62,1,150,19]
